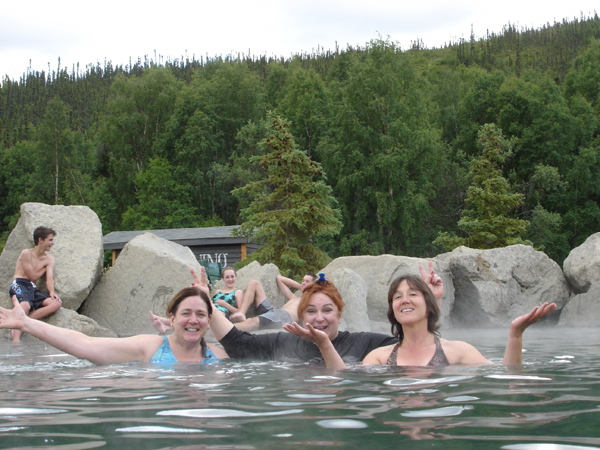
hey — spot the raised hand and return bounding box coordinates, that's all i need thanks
[0,296,27,330]
[149,311,170,334]
[419,261,444,303]
[509,302,557,338]
[190,267,211,297]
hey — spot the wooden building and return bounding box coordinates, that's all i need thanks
[102,226,260,266]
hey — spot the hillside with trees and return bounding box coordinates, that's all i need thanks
[1,14,599,272]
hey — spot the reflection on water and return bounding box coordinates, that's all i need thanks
[1,328,599,449]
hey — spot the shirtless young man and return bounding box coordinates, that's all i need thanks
[9,226,62,342]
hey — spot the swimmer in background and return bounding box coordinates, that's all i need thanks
[9,226,62,342]
[284,274,557,369]
[210,266,244,319]
[0,286,228,364]
[151,270,318,333]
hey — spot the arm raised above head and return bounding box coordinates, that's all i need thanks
[277,275,302,301]
[503,302,556,365]
[0,296,158,365]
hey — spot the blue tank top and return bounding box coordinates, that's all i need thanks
[212,290,238,317]
[150,336,219,364]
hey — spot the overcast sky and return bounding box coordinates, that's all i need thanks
[1,1,598,81]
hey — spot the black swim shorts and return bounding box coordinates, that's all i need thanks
[9,278,49,311]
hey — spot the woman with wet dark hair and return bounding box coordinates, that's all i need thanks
[0,287,228,365]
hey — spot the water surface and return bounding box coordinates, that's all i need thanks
[1,327,599,449]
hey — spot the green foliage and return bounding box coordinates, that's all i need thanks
[121,157,200,230]
[0,16,599,265]
[233,112,342,277]
[319,38,445,256]
[435,124,531,251]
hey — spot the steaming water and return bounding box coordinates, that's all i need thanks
[1,327,599,449]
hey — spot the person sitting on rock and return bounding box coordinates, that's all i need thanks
[8,226,62,342]
[226,272,317,330]
[150,270,317,333]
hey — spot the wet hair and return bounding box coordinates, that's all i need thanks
[166,286,213,360]
[33,226,56,246]
[387,275,440,342]
[221,266,236,278]
[297,276,345,322]
[305,272,317,281]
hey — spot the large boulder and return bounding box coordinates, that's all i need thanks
[0,301,116,341]
[330,268,370,332]
[0,203,104,310]
[215,261,287,309]
[563,233,600,294]
[557,283,600,327]
[79,233,203,337]
[437,245,569,327]
[320,255,454,326]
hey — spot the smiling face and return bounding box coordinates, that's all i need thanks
[392,280,428,324]
[222,269,237,289]
[40,235,55,251]
[386,275,440,340]
[170,295,211,343]
[301,292,341,341]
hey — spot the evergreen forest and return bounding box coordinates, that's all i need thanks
[1,15,600,270]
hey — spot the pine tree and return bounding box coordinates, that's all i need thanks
[435,124,531,251]
[232,112,342,277]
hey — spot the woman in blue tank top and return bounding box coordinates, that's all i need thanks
[0,287,229,365]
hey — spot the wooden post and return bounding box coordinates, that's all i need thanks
[112,250,116,266]
[241,243,247,260]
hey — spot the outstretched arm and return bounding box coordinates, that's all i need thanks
[283,322,347,369]
[0,296,157,364]
[277,275,302,301]
[419,261,443,308]
[503,302,557,365]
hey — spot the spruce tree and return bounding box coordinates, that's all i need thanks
[435,123,531,251]
[232,112,342,277]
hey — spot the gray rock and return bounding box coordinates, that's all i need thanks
[563,233,600,294]
[45,308,117,338]
[438,245,569,327]
[321,255,454,326]
[79,233,203,337]
[215,261,287,309]
[0,203,104,310]
[557,283,600,327]
[330,268,370,332]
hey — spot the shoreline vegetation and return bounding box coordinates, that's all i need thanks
[1,14,599,273]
